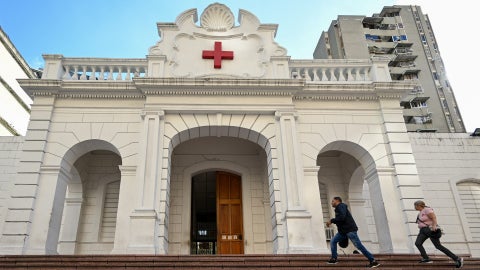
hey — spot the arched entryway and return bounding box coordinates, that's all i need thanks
[317,141,392,253]
[55,140,122,254]
[167,135,274,255]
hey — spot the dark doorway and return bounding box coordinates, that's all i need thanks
[191,172,217,254]
[190,171,244,255]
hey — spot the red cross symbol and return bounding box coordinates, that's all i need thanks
[202,41,234,69]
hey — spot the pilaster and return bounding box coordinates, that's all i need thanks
[0,96,55,254]
[373,96,423,253]
[111,165,136,254]
[25,165,70,254]
[57,196,82,255]
[146,55,167,77]
[275,110,315,253]
[302,167,330,253]
[125,110,165,254]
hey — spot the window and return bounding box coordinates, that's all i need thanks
[397,23,404,29]
[400,35,407,40]
[365,34,381,41]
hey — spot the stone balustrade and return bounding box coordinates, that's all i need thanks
[289,59,374,82]
[42,55,148,81]
[41,55,390,82]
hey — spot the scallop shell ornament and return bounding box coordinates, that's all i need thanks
[200,3,235,31]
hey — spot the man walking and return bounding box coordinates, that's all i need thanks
[326,196,380,268]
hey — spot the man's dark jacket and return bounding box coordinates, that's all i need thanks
[330,202,358,234]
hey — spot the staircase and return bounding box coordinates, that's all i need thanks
[0,254,478,269]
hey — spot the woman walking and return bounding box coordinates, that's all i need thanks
[414,200,463,268]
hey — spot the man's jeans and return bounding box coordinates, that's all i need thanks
[330,231,374,262]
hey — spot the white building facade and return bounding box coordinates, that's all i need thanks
[0,27,35,136]
[0,3,479,257]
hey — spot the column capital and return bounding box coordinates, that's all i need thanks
[118,165,137,176]
[141,110,165,120]
[275,110,298,120]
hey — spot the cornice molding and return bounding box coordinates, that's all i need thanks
[0,27,36,78]
[0,115,19,136]
[141,89,294,96]
[17,78,414,100]
[0,75,31,113]
[18,79,145,99]
[134,77,302,96]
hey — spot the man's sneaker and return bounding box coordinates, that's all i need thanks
[455,257,463,268]
[327,258,338,264]
[368,260,380,268]
[419,258,433,263]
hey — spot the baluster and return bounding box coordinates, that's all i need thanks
[62,65,72,80]
[313,68,320,81]
[303,68,312,81]
[338,67,346,81]
[355,68,362,81]
[364,67,371,80]
[89,66,96,80]
[346,68,353,81]
[291,68,299,79]
[80,66,87,80]
[99,67,105,80]
[321,68,328,81]
[329,68,336,81]
[116,67,122,80]
[72,66,79,80]
[134,68,140,78]
[107,66,114,80]
[125,67,131,80]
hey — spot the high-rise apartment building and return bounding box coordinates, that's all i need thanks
[314,5,464,133]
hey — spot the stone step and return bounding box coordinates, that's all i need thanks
[0,254,477,269]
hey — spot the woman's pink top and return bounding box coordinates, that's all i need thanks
[417,207,434,228]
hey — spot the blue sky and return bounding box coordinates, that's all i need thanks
[1,0,478,131]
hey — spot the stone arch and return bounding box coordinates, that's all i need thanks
[46,139,122,254]
[60,139,122,173]
[317,140,392,253]
[451,178,480,243]
[163,120,281,253]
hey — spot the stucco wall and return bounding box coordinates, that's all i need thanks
[0,136,24,234]
[410,133,480,257]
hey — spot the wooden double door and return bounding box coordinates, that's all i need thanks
[191,171,244,254]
